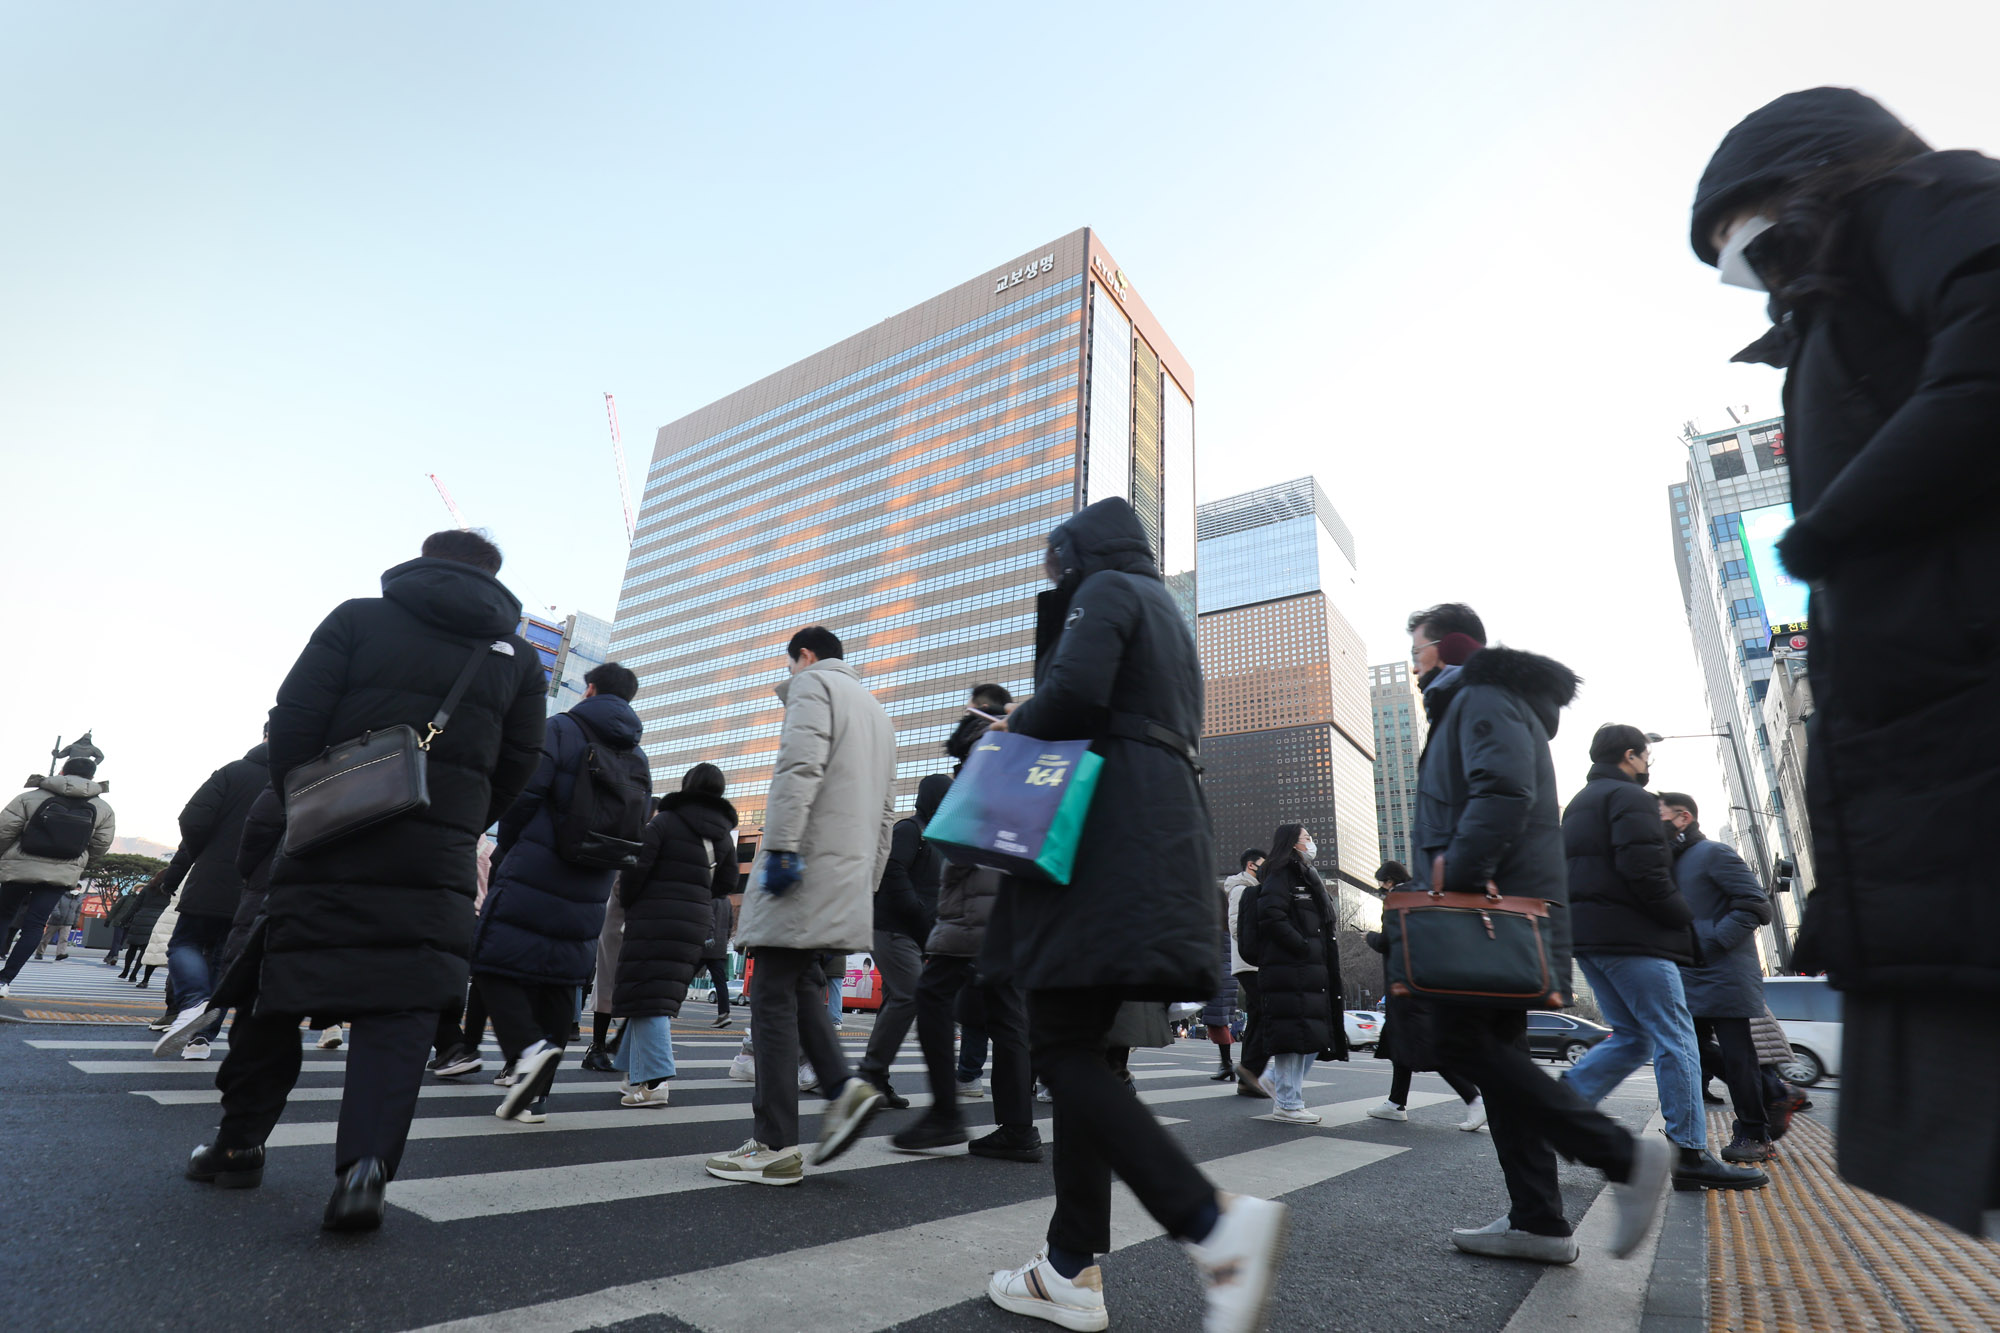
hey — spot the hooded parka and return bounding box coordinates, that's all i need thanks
[471,692,651,987]
[875,774,950,943]
[1669,826,1772,1019]
[614,790,739,1018]
[160,743,271,920]
[1695,89,2000,1233]
[736,657,897,954]
[1562,764,1694,964]
[0,775,115,888]
[980,498,1218,1000]
[1254,854,1348,1059]
[260,557,548,1017]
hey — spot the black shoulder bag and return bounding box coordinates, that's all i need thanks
[280,641,496,857]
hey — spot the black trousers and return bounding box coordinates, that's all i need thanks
[704,958,732,1016]
[1388,1061,1479,1106]
[1694,1017,1768,1133]
[750,946,853,1150]
[1030,988,1216,1256]
[914,955,1032,1129]
[478,976,574,1063]
[1433,1004,1636,1237]
[215,1007,436,1178]
[433,979,491,1057]
[0,882,65,984]
[1233,971,1269,1077]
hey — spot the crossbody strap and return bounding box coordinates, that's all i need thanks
[420,641,498,751]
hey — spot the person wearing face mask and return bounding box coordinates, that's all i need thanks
[1251,824,1347,1124]
[1693,86,2000,1237]
[1656,793,1777,1165]
[1560,725,1764,1191]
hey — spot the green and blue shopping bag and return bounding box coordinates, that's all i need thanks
[925,733,1103,884]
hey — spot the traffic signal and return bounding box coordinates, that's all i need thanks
[1772,857,1797,893]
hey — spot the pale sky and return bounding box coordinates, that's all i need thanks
[5,1,1996,845]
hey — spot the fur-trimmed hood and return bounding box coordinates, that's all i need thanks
[1457,646,1581,738]
[657,788,738,828]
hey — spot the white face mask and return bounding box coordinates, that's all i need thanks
[1301,837,1318,861]
[1717,215,1775,291]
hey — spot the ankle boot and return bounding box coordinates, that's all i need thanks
[1721,1123,1776,1164]
[1210,1054,1236,1082]
[1672,1144,1768,1190]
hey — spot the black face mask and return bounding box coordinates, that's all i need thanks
[1633,768,1651,787]
[1662,819,1682,842]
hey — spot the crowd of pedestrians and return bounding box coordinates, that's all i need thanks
[7,80,1994,1329]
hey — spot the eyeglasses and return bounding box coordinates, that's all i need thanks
[1410,640,1439,661]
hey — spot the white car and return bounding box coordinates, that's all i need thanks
[1343,1010,1383,1051]
[1763,976,1842,1086]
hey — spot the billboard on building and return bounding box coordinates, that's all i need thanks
[1740,503,1810,626]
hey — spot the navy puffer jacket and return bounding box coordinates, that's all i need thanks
[471,693,650,986]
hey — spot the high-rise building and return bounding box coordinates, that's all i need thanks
[1370,661,1426,872]
[1667,414,1805,965]
[611,229,1195,825]
[518,610,613,718]
[1196,477,1378,893]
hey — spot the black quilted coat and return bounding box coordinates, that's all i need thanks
[614,790,739,1018]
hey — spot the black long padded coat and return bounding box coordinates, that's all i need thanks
[219,785,283,972]
[1254,854,1347,1059]
[980,498,1218,1000]
[260,557,547,1017]
[160,743,271,919]
[1693,90,2000,1232]
[614,790,738,1018]
[471,692,650,987]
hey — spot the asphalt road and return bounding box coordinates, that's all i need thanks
[0,1018,1668,1333]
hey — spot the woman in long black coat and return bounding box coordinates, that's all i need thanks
[609,763,738,1107]
[1254,823,1347,1124]
[1691,87,2000,1235]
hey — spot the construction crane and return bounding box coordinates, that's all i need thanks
[604,391,636,543]
[427,473,470,529]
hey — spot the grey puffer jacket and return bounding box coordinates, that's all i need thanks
[0,775,116,888]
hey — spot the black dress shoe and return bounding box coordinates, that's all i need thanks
[579,1045,615,1073]
[890,1114,969,1152]
[1209,1068,1237,1082]
[186,1143,264,1188]
[968,1125,1045,1163]
[322,1157,388,1232]
[866,1075,910,1111]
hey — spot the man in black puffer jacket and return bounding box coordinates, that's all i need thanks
[1405,603,1669,1267]
[187,530,548,1234]
[1561,725,1764,1192]
[473,661,651,1123]
[855,772,950,1109]
[151,736,271,1059]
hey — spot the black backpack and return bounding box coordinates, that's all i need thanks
[20,793,98,861]
[552,717,649,870]
[1234,877,1266,967]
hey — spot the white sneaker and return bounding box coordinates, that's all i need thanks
[1449,1215,1578,1263]
[1366,1100,1409,1122]
[1035,1081,1053,1104]
[798,1061,819,1093]
[496,1041,561,1121]
[1609,1136,1673,1258]
[728,1052,756,1083]
[986,1247,1108,1331]
[152,1005,213,1058]
[704,1139,804,1186]
[1459,1097,1489,1132]
[619,1081,671,1108]
[317,1027,344,1050]
[809,1078,885,1165]
[180,1037,212,1061]
[0,983,10,999]
[1269,1106,1321,1125]
[1184,1193,1289,1333]
[958,1075,986,1100]
[492,1063,518,1087]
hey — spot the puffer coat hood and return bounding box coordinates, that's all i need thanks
[1691,87,1929,264]
[379,557,523,639]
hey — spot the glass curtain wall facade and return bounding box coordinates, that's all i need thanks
[613,229,1195,827]
[549,611,612,717]
[1196,477,1377,889]
[1370,662,1426,872]
[1668,415,1802,964]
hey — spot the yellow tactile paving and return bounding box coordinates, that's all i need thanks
[1707,1110,2000,1331]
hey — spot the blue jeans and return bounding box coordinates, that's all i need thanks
[1267,1052,1313,1111]
[610,1015,676,1084]
[1564,953,1706,1151]
[165,912,233,1011]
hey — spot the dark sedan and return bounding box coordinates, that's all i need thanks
[1525,1011,1613,1064]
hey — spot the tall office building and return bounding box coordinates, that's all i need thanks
[1196,477,1378,893]
[518,610,612,718]
[1667,415,1805,964]
[1369,662,1426,872]
[611,230,1195,825]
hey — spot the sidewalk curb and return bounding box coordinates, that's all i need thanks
[1640,1186,1708,1332]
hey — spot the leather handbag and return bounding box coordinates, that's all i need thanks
[281,641,496,857]
[1382,855,1564,1008]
